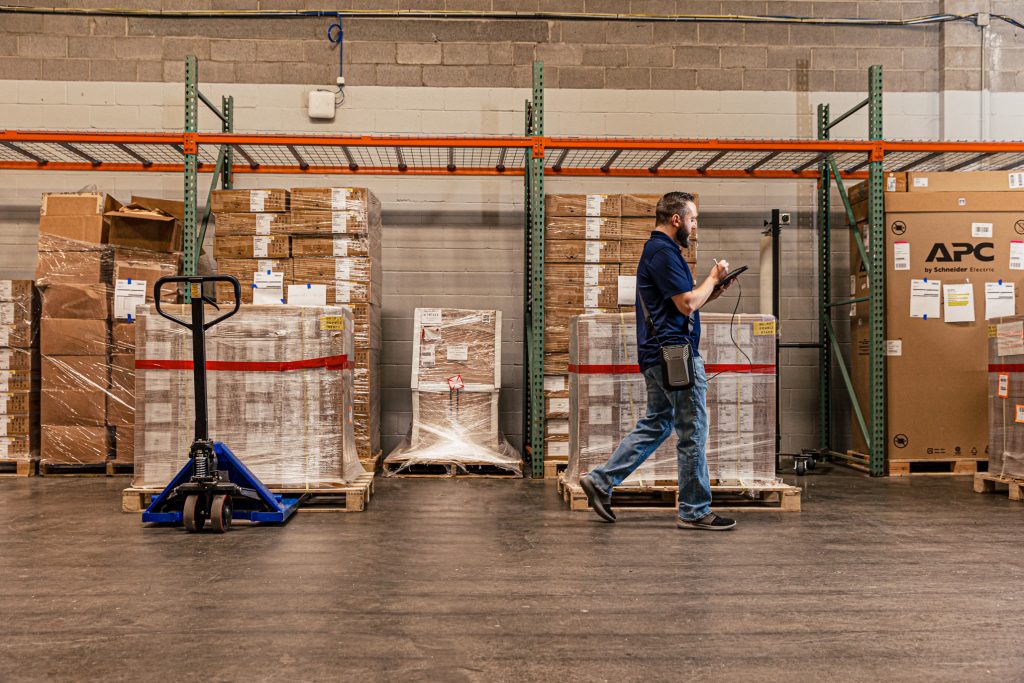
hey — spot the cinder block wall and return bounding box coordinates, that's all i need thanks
[1,2,1020,456]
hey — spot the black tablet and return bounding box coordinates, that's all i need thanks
[714,265,748,290]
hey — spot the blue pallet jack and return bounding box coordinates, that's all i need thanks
[142,275,306,532]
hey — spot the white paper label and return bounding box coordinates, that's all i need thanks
[585,194,604,217]
[589,348,613,366]
[958,197,967,206]
[548,398,570,414]
[253,236,270,258]
[331,212,348,233]
[970,222,993,238]
[331,188,351,211]
[850,275,857,317]
[997,321,1024,357]
[584,286,601,308]
[0,328,9,346]
[584,264,601,287]
[332,238,349,257]
[1011,241,1024,270]
[0,439,7,454]
[887,175,897,192]
[0,304,13,325]
[0,374,8,391]
[114,279,147,320]
[333,283,352,303]
[618,275,637,306]
[446,343,469,361]
[548,420,569,435]
[548,441,569,458]
[585,217,603,239]
[885,340,902,356]
[0,352,9,371]
[253,271,284,305]
[420,309,443,325]
[893,241,910,270]
[255,213,272,235]
[943,283,976,323]
[544,375,566,392]
[585,242,602,263]
[1010,172,1024,189]
[249,190,268,212]
[909,279,941,319]
[257,259,278,272]
[0,281,10,299]
[287,283,327,306]
[420,343,436,368]
[335,260,351,281]
[913,177,929,188]
[589,406,612,425]
[985,281,1016,320]
[588,377,614,397]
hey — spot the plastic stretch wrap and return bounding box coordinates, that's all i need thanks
[546,216,622,241]
[545,193,621,217]
[214,234,291,259]
[0,280,38,463]
[545,263,620,309]
[564,311,778,488]
[385,307,521,476]
[210,189,290,213]
[988,319,1024,478]
[132,304,362,488]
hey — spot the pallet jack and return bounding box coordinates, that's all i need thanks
[142,275,306,532]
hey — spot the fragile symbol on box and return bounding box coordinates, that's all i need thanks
[447,374,464,390]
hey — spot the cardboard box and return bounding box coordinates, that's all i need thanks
[288,211,370,236]
[107,353,134,427]
[619,217,655,241]
[114,425,134,463]
[292,257,374,283]
[0,414,33,437]
[210,189,289,213]
[131,196,185,221]
[290,187,373,213]
[40,283,110,319]
[847,172,907,205]
[0,280,35,303]
[0,435,32,460]
[214,235,290,259]
[545,216,621,241]
[0,391,38,415]
[213,212,291,236]
[0,300,34,328]
[545,263,619,309]
[545,240,620,264]
[105,204,182,253]
[112,322,136,354]
[907,171,1024,194]
[38,215,108,245]
[41,388,107,426]
[544,352,569,375]
[40,319,108,356]
[545,194,620,217]
[545,436,570,460]
[619,194,662,217]
[850,191,1024,463]
[40,424,109,465]
[42,355,108,391]
[1,370,37,392]
[0,348,37,372]
[291,236,371,258]
[411,308,501,389]
[41,192,120,217]
[36,249,111,285]
[215,258,294,305]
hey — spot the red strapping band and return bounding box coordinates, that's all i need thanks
[988,364,1024,373]
[135,354,352,372]
[568,363,775,375]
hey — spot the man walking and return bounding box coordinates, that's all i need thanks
[580,191,736,530]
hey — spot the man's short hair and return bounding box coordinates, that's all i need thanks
[655,192,696,225]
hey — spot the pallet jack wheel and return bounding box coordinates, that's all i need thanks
[795,461,806,476]
[183,494,205,533]
[210,494,232,533]
[806,457,816,471]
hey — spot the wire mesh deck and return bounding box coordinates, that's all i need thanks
[3,130,1024,177]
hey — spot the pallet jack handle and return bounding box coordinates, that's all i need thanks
[153,274,242,331]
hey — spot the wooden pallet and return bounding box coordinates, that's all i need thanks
[39,461,110,477]
[888,458,988,476]
[121,472,376,514]
[0,459,36,477]
[973,472,1024,502]
[382,457,521,478]
[360,450,382,474]
[560,477,801,513]
[106,461,134,476]
[543,456,568,480]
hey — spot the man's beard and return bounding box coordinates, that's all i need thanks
[674,226,690,249]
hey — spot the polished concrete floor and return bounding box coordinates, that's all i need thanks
[1,464,1022,682]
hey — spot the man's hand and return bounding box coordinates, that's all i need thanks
[707,278,734,302]
[710,259,730,284]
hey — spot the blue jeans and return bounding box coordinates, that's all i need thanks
[587,357,711,521]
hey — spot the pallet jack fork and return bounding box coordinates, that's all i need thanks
[141,275,305,532]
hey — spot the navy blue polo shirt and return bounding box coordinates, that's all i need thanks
[635,231,701,371]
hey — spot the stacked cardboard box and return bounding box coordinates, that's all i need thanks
[0,280,39,467]
[36,193,181,470]
[132,304,364,488]
[211,189,292,304]
[988,318,1024,479]
[847,172,1024,472]
[384,308,521,475]
[542,193,698,470]
[563,311,777,488]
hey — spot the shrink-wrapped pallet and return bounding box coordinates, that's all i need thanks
[988,319,1024,478]
[0,279,38,465]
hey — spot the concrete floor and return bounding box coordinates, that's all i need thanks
[1,465,1022,682]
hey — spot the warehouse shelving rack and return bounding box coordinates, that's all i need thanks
[4,58,1024,477]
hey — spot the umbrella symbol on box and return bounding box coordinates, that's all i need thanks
[447,374,465,391]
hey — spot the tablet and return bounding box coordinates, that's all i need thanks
[714,265,748,290]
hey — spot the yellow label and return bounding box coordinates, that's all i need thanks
[989,325,997,338]
[753,321,776,336]
[320,315,346,331]
[190,283,201,298]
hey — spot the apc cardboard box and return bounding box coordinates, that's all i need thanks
[0,391,38,415]
[545,194,620,218]
[619,194,661,217]
[214,212,291,236]
[40,319,108,356]
[847,172,907,205]
[545,240,620,264]
[907,171,1024,194]
[288,211,370,236]
[210,189,289,213]
[290,187,373,213]
[40,424,109,465]
[0,348,37,372]
[545,263,619,309]
[214,235,290,259]
[0,280,34,303]
[545,216,621,241]
[850,191,1024,464]
[0,414,34,436]
[291,236,371,258]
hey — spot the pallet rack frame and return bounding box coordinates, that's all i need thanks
[5,58,1024,476]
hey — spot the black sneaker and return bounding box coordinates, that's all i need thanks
[580,475,616,522]
[676,512,736,531]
